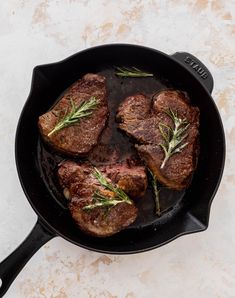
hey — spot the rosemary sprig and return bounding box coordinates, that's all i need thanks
[115,66,154,78]
[148,169,161,216]
[82,167,132,211]
[48,96,99,136]
[93,167,132,204]
[159,108,189,169]
[82,190,124,211]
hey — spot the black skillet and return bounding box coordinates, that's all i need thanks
[0,44,225,297]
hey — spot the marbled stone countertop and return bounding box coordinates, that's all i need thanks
[0,1,234,297]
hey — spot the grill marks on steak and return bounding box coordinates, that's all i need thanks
[117,90,200,190]
[57,161,147,237]
[38,74,108,156]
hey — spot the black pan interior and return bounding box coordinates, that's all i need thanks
[16,45,225,253]
[38,67,186,229]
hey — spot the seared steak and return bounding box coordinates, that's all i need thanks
[58,161,147,237]
[117,90,200,190]
[69,198,137,237]
[100,163,147,198]
[38,74,108,156]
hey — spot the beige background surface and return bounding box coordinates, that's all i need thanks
[0,1,234,297]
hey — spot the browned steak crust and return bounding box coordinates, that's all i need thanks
[69,198,137,237]
[58,161,147,237]
[38,74,108,156]
[117,90,200,190]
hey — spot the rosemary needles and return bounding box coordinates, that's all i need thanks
[83,167,132,211]
[159,109,189,169]
[115,66,154,78]
[82,190,125,211]
[48,96,99,137]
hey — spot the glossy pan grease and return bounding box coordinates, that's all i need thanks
[0,44,225,297]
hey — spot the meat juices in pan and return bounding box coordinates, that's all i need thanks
[38,70,200,237]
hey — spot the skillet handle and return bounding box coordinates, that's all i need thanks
[171,52,214,93]
[0,218,55,297]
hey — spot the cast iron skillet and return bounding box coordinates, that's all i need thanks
[0,44,225,297]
